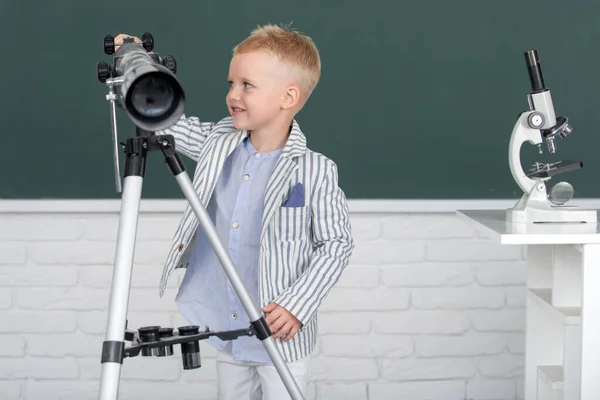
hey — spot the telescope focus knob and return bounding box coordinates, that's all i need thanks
[97,61,111,82]
[163,56,177,74]
[142,32,154,52]
[104,35,115,55]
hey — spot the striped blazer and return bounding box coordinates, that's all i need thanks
[157,115,354,362]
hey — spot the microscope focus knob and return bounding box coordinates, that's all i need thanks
[527,111,545,129]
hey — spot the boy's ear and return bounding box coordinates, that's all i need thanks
[282,85,301,110]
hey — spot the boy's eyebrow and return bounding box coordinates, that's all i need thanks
[227,76,255,84]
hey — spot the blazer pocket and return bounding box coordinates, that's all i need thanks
[276,205,308,242]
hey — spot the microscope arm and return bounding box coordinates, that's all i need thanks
[508,111,544,194]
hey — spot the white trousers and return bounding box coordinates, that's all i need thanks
[216,347,310,400]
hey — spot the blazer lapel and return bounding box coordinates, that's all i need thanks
[260,119,307,241]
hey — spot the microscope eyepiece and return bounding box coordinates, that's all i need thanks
[525,49,547,93]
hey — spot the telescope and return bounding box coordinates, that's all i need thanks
[97,33,185,132]
[96,32,186,193]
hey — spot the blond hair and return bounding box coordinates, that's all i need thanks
[233,24,321,98]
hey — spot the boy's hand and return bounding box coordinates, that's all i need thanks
[263,303,302,342]
[113,33,141,52]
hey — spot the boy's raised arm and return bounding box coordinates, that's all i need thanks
[155,115,214,162]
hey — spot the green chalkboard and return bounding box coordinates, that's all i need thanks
[1,0,599,199]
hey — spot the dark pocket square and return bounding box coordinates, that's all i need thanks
[283,183,305,207]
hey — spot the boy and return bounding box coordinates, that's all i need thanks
[115,24,354,399]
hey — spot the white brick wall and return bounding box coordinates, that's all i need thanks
[0,203,527,400]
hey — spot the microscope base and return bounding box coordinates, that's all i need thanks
[507,206,598,224]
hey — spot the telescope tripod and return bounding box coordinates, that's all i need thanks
[98,128,305,400]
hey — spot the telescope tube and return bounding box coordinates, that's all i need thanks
[115,43,185,132]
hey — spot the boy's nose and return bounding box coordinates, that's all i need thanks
[229,88,241,101]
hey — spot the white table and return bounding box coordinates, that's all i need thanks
[457,210,600,400]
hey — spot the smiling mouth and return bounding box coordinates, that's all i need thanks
[231,107,246,113]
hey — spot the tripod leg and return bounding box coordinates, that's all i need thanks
[161,141,305,400]
[99,139,147,400]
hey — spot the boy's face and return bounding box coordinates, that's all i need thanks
[226,50,294,131]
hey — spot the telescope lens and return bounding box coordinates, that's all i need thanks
[130,74,174,118]
[124,69,185,131]
[178,326,201,370]
[138,326,161,357]
[157,327,174,357]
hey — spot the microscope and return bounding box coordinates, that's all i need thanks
[506,49,597,224]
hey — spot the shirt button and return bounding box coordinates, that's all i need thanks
[253,152,260,158]
[243,174,250,180]
[232,313,238,319]
[232,222,239,229]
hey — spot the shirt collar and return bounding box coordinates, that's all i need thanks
[238,119,307,159]
[243,136,282,159]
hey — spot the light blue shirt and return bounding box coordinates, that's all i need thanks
[175,135,282,363]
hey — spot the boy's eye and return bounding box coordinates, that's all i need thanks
[227,81,253,89]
